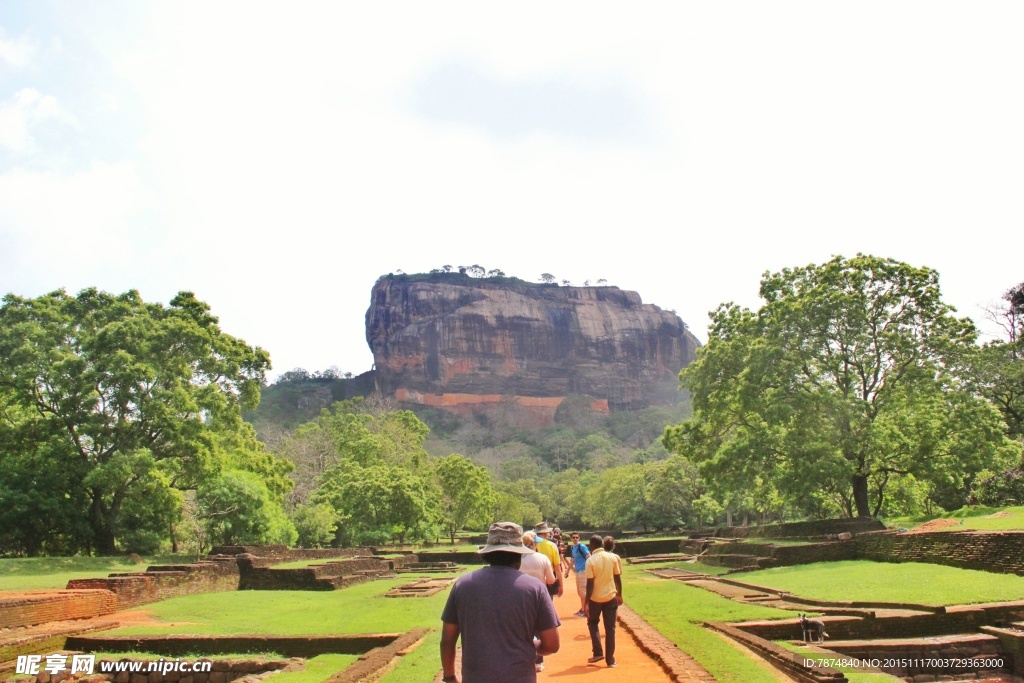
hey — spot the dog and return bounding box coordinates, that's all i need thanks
[799,614,828,644]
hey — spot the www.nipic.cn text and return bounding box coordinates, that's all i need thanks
[16,655,214,676]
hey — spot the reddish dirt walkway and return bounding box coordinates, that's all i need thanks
[535,591,681,682]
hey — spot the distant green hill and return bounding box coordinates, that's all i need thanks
[245,370,377,436]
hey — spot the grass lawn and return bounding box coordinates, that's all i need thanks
[377,630,441,683]
[274,654,359,683]
[623,563,795,683]
[0,555,183,591]
[745,560,1024,605]
[108,577,450,636]
[887,505,1024,532]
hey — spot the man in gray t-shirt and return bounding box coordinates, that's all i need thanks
[440,522,561,683]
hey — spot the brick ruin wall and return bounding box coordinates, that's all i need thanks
[612,538,686,557]
[207,546,368,562]
[65,559,241,610]
[706,622,845,683]
[688,531,1024,576]
[0,591,117,630]
[238,556,418,590]
[735,602,1024,642]
[2,548,419,638]
[703,517,885,540]
[853,530,1024,574]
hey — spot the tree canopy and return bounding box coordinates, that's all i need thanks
[665,255,1021,518]
[0,288,285,554]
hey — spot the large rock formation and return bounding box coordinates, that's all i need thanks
[365,274,700,424]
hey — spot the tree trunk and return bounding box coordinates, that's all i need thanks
[170,523,179,554]
[90,490,117,555]
[851,474,871,517]
[726,508,733,527]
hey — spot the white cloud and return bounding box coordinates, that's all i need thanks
[0,28,36,68]
[2,2,1022,377]
[0,88,74,152]
[0,161,152,288]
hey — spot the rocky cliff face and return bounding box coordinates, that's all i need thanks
[365,275,700,423]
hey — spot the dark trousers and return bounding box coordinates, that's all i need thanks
[587,598,618,664]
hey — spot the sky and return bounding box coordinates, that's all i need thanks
[1,2,1021,380]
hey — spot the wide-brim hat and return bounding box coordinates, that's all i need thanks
[478,522,534,555]
[534,522,552,534]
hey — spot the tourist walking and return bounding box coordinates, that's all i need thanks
[440,522,560,683]
[584,533,623,668]
[567,532,591,616]
[520,531,557,587]
[533,522,564,598]
[520,531,557,672]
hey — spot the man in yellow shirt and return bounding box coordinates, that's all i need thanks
[584,534,622,668]
[533,523,564,598]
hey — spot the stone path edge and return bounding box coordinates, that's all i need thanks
[325,628,431,683]
[616,605,718,682]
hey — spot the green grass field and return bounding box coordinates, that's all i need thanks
[622,563,794,683]
[274,654,359,683]
[7,541,1024,683]
[745,560,1024,605]
[107,577,449,636]
[0,555,183,591]
[377,630,441,683]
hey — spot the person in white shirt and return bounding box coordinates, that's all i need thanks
[520,531,557,672]
[520,532,556,586]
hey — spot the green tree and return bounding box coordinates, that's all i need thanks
[665,255,1020,518]
[197,469,297,546]
[645,455,702,530]
[972,282,1024,440]
[290,503,338,548]
[314,462,437,546]
[582,464,653,530]
[435,454,496,544]
[493,479,547,528]
[0,288,273,554]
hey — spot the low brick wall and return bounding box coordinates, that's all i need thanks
[700,517,885,540]
[66,559,240,609]
[612,538,685,558]
[706,622,846,682]
[772,542,858,566]
[827,633,1011,679]
[855,530,1024,575]
[416,551,485,565]
[679,539,711,554]
[238,557,411,591]
[733,602,1024,642]
[699,554,768,569]
[207,546,366,562]
[0,591,117,630]
[0,618,120,663]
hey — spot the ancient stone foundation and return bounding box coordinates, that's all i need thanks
[65,560,240,610]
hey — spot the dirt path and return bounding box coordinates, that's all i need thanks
[535,590,681,682]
